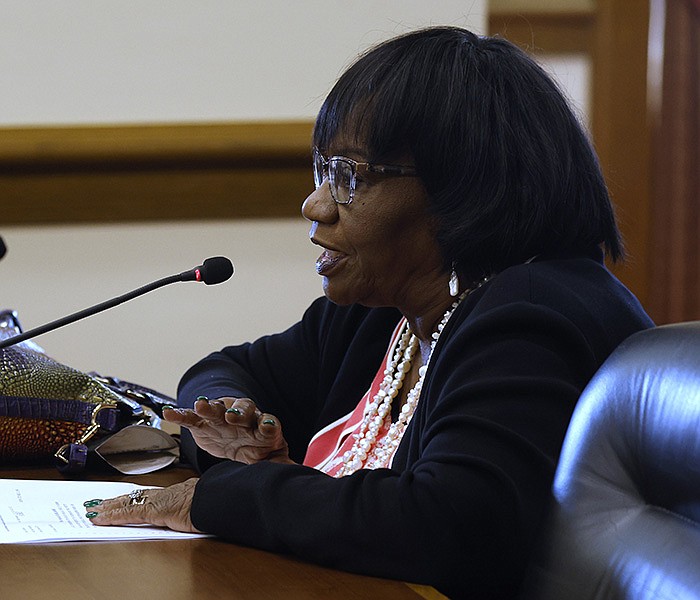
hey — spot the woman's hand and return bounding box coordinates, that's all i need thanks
[163,397,294,465]
[84,478,200,533]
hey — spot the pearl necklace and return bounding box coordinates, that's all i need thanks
[335,284,484,478]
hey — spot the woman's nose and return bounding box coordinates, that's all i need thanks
[301,183,339,223]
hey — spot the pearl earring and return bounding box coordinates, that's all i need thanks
[449,263,459,297]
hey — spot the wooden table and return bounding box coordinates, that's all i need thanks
[0,465,445,600]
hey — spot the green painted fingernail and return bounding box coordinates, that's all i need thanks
[196,395,208,401]
[83,499,102,507]
[226,407,242,415]
[86,512,98,519]
[262,419,276,426]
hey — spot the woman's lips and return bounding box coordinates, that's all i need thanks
[315,249,345,275]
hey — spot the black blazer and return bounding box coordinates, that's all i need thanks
[179,249,653,599]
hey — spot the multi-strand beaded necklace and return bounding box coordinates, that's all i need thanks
[335,281,487,477]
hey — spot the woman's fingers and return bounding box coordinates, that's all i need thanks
[162,403,224,428]
[162,407,203,427]
[85,488,158,525]
[192,398,228,422]
[85,479,201,533]
[164,397,260,428]
[258,413,281,437]
[224,398,260,427]
[88,503,151,526]
[163,397,249,428]
[162,397,290,464]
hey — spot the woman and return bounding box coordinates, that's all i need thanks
[85,27,653,598]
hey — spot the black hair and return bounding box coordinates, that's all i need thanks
[313,26,623,280]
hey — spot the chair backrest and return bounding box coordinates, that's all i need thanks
[522,322,700,600]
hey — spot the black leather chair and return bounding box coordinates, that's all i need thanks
[523,322,700,599]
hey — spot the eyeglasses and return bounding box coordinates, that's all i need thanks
[312,147,418,205]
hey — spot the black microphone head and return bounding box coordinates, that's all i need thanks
[196,256,234,285]
[0,236,6,261]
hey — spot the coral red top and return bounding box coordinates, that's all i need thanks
[302,318,405,476]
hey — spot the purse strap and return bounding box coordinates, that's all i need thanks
[53,400,119,474]
[55,443,90,473]
[0,393,145,474]
[0,394,121,430]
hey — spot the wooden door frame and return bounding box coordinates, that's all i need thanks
[490,0,652,309]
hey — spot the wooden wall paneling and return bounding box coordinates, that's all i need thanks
[592,0,652,310]
[647,0,700,324]
[488,10,595,53]
[0,121,315,224]
[491,1,653,311]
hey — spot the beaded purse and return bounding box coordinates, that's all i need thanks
[0,309,178,475]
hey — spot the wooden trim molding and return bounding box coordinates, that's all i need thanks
[488,10,596,54]
[591,0,651,311]
[0,121,315,224]
[490,1,653,312]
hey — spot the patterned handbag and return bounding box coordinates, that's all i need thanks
[0,309,179,475]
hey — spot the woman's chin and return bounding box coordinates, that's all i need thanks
[322,280,347,305]
[321,278,361,306]
[321,278,385,308]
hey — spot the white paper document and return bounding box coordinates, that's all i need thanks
[0,479,209,543]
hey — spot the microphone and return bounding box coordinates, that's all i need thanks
[0,256,234,350]
[180,256,234,285]
[0,236,6,261]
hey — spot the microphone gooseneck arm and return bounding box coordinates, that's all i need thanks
[0,257,234,350]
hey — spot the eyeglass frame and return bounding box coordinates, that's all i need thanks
[312,147,418,205]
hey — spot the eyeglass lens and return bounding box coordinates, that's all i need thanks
[313,151,325,189]
[313,151,354,204]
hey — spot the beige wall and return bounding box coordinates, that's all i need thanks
[0,1,487,126]
[2,220,319,396]
[537,54,591,127]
